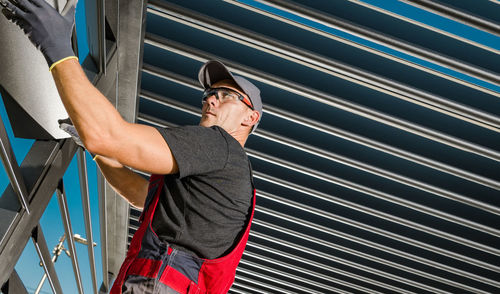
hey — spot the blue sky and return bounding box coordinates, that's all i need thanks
[2,0,499,293]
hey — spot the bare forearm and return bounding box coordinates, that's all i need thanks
[95,155,149,209]
[51,59,123,152]
[51,59,178,175]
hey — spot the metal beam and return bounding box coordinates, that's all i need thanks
[224,0,499,97]
[56,180,84,294]
[236,266,323,294]
[233,276,297,294]
[1,270,28,294]
[251,221,492,292]
[146,2,500,131]
[252,174,499,286]
[117,0,148,124]
[231,282,272,294]
[239,258,344,294]
[93,30,117,291]
[98,0,106,74]
[97,0,148,282]
[31,225,63,294]
[251,226,470,293]
[257,179,500,272]
[398,0,500,37]
[0,139,77,287]
[243,250,373,294]
[255,204,498,280]
[97,169,109,291]
[345,0,500,54]
[227,287,252,294]
[250,147,500,229]
[251,0,500,85]
[76,149,98,294]
[246,241,412,294]
[0,111,30,213]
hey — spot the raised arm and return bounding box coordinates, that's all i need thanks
[51,59,178,175]
[1,0,178,175]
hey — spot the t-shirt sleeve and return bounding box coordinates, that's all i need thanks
[155,125,229,178]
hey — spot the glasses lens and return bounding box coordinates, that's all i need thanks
[202,89,214,102]
[218,89,239,102]
[203,88,253,109]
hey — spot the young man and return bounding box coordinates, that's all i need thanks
[1,0,262,293]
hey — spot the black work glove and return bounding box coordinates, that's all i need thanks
[1,0,77,70]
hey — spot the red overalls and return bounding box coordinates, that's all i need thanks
[110,174,256,294]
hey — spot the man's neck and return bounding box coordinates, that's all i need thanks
[228,129,248,147]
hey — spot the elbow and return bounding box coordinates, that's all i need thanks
[82,120,122,156]
[83,131,109,156]
[79,113,125,156]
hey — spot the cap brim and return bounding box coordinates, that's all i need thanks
[198,60,237,89]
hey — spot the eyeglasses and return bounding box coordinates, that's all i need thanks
[202,87,254,110]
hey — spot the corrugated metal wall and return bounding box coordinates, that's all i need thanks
[128,1,500,293]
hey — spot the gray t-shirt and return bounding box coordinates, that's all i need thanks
[150,125,253,259]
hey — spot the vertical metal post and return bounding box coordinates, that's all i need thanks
[31,225,63,294]
[0,115,30,213]
[98,0,106,75]
[97,169,109,291]
[56,180,84,294]
[34,235,65,294]
[77,148,98,294]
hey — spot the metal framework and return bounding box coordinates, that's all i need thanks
[0,0,138,292]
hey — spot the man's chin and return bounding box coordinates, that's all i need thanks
[199,120,216,128]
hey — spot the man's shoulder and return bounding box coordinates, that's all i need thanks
[162,124,222,134]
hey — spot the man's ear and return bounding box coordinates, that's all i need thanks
[242,110,260,128]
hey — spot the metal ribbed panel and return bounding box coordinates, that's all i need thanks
[127,1,500,293]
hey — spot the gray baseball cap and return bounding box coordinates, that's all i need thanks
[198,60,262,133]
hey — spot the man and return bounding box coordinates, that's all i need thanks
[1,0,262,293]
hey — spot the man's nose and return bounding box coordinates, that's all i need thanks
[205,94,219,107]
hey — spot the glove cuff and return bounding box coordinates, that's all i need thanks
[44,44,77,71]
[49,56,79,71]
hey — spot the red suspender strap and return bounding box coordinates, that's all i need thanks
[110,175,164,294]
[197,188,257,294]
